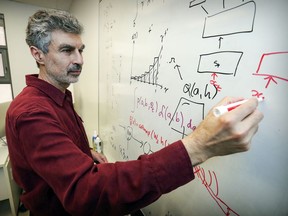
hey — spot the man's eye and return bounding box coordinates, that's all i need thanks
[62,49,72,53]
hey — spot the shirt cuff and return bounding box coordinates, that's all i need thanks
[147,140,195,194]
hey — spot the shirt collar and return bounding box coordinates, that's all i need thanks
[25,74,73,106]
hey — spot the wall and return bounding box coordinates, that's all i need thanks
[0,1,43,138]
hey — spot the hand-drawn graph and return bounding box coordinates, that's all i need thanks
[252,51,288,88]
[120,124,155,155]
[121,113,172,156]
[130,45,168,92]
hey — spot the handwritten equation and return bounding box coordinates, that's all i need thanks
[100,0,288,215]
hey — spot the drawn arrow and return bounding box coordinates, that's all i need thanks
[174,65,183,80]
[218,37,223,49]
[264,76,278,88]
[211,72,218,80]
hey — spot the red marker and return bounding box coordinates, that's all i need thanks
[213,98,263,117]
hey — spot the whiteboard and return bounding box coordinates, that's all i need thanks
[98,0,288,215]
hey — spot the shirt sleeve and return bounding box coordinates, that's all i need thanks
[16,109,195,216]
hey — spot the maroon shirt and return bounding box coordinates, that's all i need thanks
[5,74,194,216]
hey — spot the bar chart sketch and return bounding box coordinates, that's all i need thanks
[130,46,168,91]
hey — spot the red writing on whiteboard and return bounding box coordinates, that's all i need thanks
[128,113,239,215]
[130,115,169,147]
[210,73,222,92]
[194,166,240,216]
[251,89,265,100]
[253,51,288,88]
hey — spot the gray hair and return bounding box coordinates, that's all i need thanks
[26,9,83,54]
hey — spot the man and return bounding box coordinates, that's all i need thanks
[5,9,263,216]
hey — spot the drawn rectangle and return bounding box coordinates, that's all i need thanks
[202,1,256,38]
[169,97,204,134]
[197,51,243,76]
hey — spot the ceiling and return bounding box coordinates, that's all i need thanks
[9,0,74,11]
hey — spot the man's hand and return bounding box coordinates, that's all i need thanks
[91,150,108,164]
[182,97,264,166]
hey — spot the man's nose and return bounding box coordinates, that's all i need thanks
[73,50,84,65]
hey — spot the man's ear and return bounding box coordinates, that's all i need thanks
[30,46,45,66]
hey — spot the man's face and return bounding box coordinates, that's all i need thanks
[42,30,85,90]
